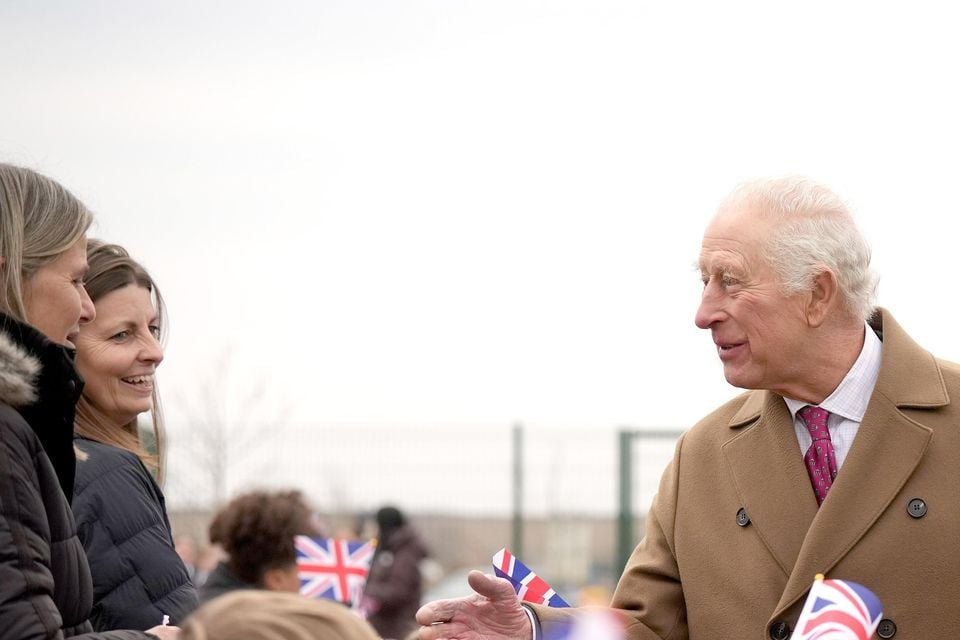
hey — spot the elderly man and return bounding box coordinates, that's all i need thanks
[417,177,960,639]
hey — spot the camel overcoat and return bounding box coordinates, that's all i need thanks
[535,308,960,639]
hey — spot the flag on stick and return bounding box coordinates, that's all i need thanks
[492,547,569,608]
[791,574,883,640]
[296,536,375,605]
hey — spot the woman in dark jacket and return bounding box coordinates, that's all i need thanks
[362,506,429,640]
[72,240,197,630]
[197,489,318,605]
[0,163,173,639]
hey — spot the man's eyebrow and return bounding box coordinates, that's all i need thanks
[693,258,735,272]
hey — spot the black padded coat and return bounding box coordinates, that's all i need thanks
[0,314,148,639]
[73,438,197,630]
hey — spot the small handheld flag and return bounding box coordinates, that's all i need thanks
[296,536,375,606]
[492,547,569,608]
[791,574,883,640]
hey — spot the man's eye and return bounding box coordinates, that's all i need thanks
[149,325,161,339]
[112,331,129,341]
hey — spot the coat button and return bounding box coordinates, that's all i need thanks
[906,498,927,518]
[877,618,897,638]
[768,621,790,640]
[736,507,751,527]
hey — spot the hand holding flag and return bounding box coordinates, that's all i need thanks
[491,548,569,608]
[791,574,883,640]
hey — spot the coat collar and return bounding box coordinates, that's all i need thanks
[0,319,41,407]
[719,308,943,616]
[868,309,949,408]
[0,312,85,501]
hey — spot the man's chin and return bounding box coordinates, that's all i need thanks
[721,367,755,390]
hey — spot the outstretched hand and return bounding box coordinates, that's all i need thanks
[416,570,532,640]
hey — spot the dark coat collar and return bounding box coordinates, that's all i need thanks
[0,312,84,501]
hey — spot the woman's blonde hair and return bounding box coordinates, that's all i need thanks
[181,591,381,640]
[74,239,167,481]
[0,163,92,320]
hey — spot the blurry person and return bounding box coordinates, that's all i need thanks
[0,163,174,638]
[174,535,199,582]
[181,590,380,640]
[72,240,197,629]
[362,506,428,640]
[192,544,226,588]
[198,489,318,604]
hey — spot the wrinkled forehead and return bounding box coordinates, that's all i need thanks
[698,206,777,272]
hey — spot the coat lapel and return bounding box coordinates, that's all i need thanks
[774,309,943,615]
[722,391,819,577]
[775,394,932,612]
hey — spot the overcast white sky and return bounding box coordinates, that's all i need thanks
[2,0,959,436]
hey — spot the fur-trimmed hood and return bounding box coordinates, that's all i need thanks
[0,327,41,408]
[0,313,85,501]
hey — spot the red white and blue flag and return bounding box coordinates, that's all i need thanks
[295,536,375,605]
[792,575,883,640]
[492,548,569,608]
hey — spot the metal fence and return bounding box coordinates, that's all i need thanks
[163,421,682,518]
[163,421,685,591]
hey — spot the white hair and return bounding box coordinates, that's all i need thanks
[720,176,878,322]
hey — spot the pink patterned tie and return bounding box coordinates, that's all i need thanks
[799,405,838,505]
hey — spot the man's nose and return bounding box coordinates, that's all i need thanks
[695,283,723,329]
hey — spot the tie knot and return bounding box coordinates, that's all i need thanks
[799,405,831,439]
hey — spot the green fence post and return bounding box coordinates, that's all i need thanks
[617,429,634,573]
[512,422,524,558]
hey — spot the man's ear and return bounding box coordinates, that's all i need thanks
[806,268,838,328]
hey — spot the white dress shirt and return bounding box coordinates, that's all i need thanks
[782,323,883,471]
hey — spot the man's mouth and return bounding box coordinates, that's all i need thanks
[717,342,746,359]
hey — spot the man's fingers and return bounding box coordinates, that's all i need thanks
[417,599,453,625]
[418,621,469,640]
[466,570,518,601]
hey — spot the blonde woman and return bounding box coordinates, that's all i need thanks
[72,240,197,630]
[0,163,174,639]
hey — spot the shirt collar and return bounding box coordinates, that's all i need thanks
[783,322,883,421]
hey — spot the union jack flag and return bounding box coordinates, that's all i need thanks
[792,575,883,640]
[295,536,375,605]
[492,547,569,608]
